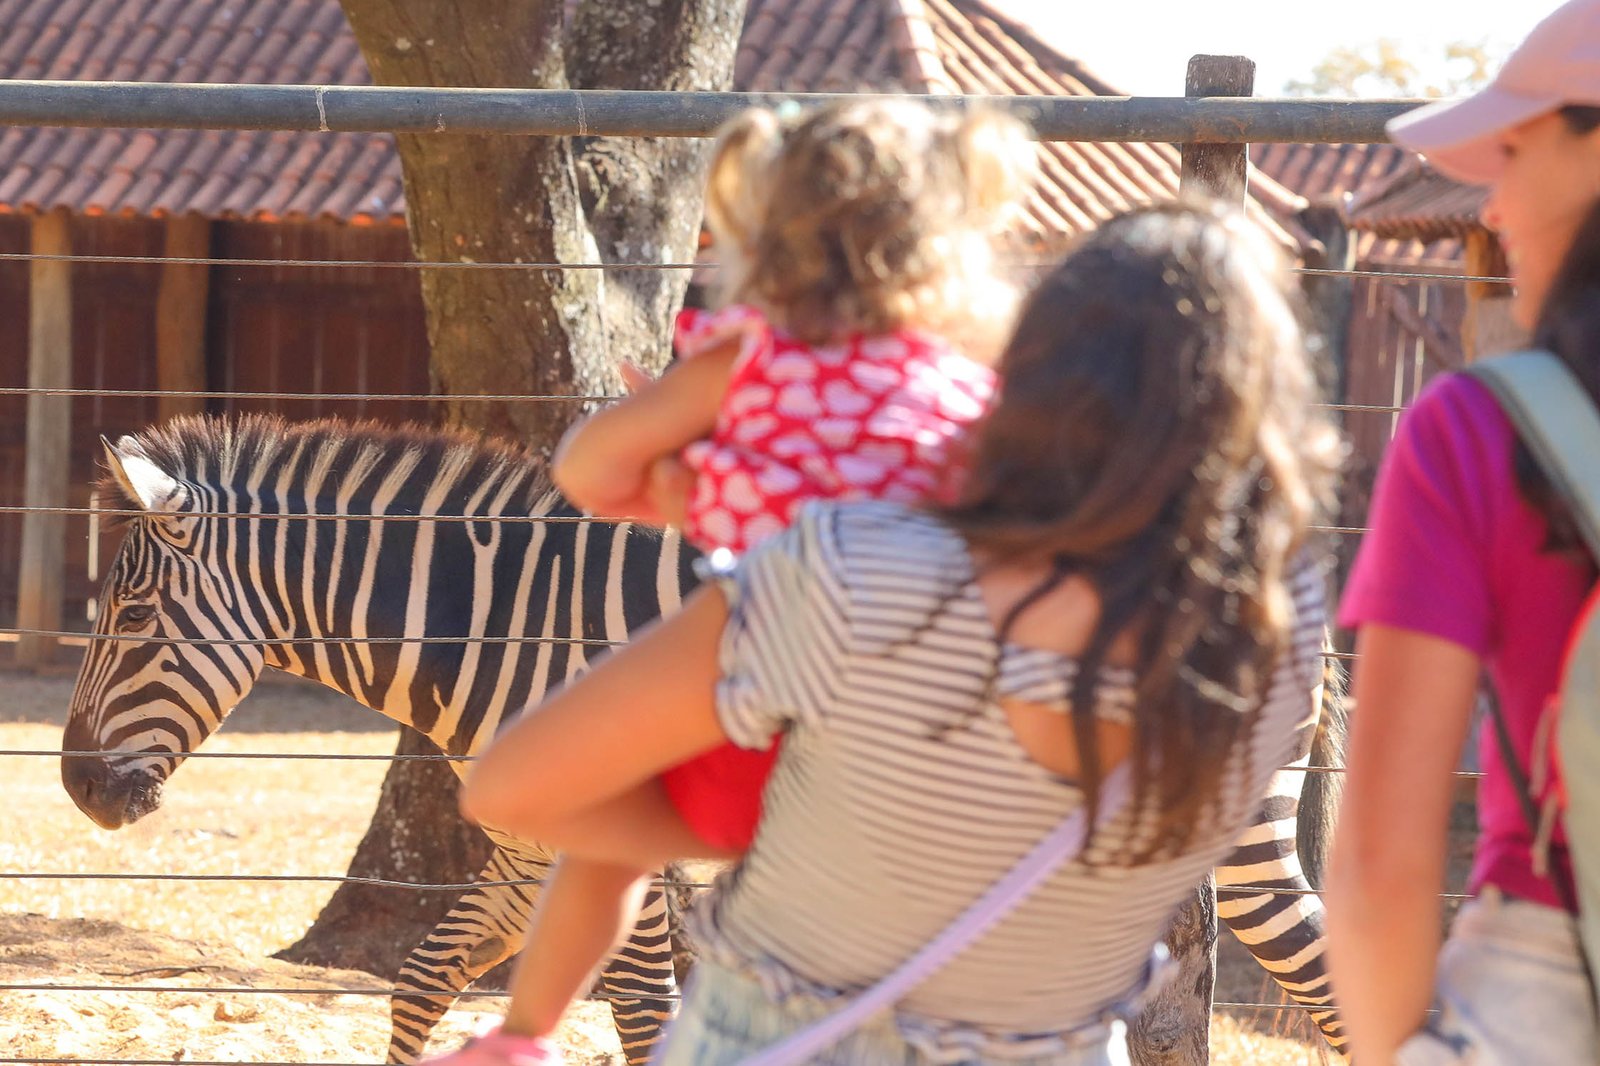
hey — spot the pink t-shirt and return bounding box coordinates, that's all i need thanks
[1339,372,1593,910]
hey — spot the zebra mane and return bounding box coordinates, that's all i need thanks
[98,413,557,524]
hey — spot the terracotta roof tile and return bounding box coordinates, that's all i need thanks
[1252,142,1411,205]
[1253,141,1466,263]
[0,0,1310,247]
[1344,159,1487,244]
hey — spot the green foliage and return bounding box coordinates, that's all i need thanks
[1284,38,1500,98]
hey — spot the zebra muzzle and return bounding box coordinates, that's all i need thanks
[61,754,166,829]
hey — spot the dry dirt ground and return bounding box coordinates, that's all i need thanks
[0,668,1330,1065]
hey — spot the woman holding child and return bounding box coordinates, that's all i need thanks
[437,96,1340,1065]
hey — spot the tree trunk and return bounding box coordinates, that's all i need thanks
[276,730,494,975]
[280,0,742,975]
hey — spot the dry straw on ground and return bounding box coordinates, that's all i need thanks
[1,670,1329,1064]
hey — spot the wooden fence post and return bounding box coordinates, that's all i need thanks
[1129,53,1257,1066]
[1178,54,1255,202]
[155,212,212,423]
[15,209,73,669]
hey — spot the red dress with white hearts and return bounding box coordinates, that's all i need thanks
[660,305,995,851]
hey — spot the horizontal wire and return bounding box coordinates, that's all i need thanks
[0,981,656,1002]
[1215,1001,1335,1014]
[0,502,1376,535]
[1296,266,1511,285]
[36,748,467,761]
[0,250,1511,287]
[0,871,713,891]
[0,385,1406,411]
[1216,883,1471,901]
[0,1056,361,1062]
[29,751,1428,778]
[0,626,623,647]
[0,385,611,402]
[0,981,1343,1014]
[0,870,1480,904]
[0,251,705,271]
[1320,402,1404,413]
[0,503,630,524]
[0,631,1374,658]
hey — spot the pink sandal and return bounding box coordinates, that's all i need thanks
[421,1024,565,1066]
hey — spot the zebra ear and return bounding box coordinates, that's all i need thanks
[101,435,184,513]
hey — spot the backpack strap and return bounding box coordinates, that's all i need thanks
[1466,351,1600,563]
[1464,351,1600,920]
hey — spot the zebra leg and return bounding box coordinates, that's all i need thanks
[387,850,544,1064]
[593,879,679,1066]
[384,848,678,1066]
[1214,762,1347,1056]
[1213,658,1350,1057]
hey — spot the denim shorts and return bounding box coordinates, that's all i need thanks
[652,959,1130,1065]
[1395,888,1599,1066]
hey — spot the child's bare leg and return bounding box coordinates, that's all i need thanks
[501,857,652,1037]
[500,779,735,1039]
[528,776,738,868]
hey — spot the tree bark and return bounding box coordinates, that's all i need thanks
[276,730,494,975]
[279,0,742,976]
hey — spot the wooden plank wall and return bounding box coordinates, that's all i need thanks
[1332,258,1469,595]
[0,217,432,631]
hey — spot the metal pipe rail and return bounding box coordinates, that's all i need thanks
[0,81,1425,142]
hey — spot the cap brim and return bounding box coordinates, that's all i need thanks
[1387,88,1558,184]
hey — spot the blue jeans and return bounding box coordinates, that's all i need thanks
[652,959,1130,1065]
[1396,888,1599,1066]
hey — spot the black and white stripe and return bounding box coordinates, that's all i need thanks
[62,414,697,1065]
[62,416,1346,1060]
[696,501,1346,1053]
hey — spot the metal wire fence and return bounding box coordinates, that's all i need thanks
[0,81,1499,1063]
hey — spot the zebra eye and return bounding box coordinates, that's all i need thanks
[118,604,158,629]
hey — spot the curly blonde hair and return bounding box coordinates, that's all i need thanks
[703,98,1036,358]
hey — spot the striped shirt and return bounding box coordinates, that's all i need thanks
[687,500,1326,1059]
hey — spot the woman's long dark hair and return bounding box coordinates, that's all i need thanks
[937,200,1341,861]
[1514,106,1600,559]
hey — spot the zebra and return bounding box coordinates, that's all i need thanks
[59,414,1348,1062]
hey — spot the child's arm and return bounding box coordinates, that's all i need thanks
[551,343,738,521]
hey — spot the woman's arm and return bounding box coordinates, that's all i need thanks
[1326,623,1482,1065]
[551,345,736,520]
[460,584,734,842]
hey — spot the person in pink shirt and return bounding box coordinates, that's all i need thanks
[1328,2,1600,1063]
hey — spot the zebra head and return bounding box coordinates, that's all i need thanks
[62,430,270,829]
